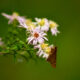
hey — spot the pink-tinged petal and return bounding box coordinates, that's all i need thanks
[38,38,44,43]
[33,40,37,45]
[35,26,41,31]
[37,49,41,54]
[8,19,14,24]
[39,51,43,57]
[40,32,47,36]
[42,33,47,36]
[17,16,26,22]
[2,13,12,19]
[41,25,49,31]
[51,28,59,36]
[43,37,48,41]
[34,45,40,49]
[27,37,34,43]
[18,18,28,29]
[43,53,49,59]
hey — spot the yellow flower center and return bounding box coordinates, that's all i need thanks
[13,12,19,17]
[41,43,51,54]
[26,19,36,30]
[49,21,57,29]
[26,19,32,25]
[45,47,51,54]
[39,19,45,26]
[28,23,35,30]
[41,43,48,49]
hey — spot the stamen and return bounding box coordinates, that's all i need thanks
[39,19,45,26]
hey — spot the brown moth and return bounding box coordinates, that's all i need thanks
[47,46,57,68]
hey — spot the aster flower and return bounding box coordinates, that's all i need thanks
[27,27,48,45]
[2,12,19,24]
[49,21,60,36]
[34,43,53,59]
[18,18,36,31]
[26,19,36,31]
[18,17,28,29]
[2,12,25,24]
[35,18,49,32]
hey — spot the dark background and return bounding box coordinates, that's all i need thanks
[0,0,80,80]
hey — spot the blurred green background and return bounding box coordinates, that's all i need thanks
[0,0,80,80]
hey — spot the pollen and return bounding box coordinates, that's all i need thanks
[39,19,45,26]
[49,21,57,29]
[28,23,35,30]
[45,47,51,54]
[13,12,19,17]
[26,20,36,30]
[26,19,32,25]
[41,43,48,49]
[34,32,39,38]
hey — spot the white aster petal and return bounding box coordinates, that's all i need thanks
[33,40,37,45]
[42,53,49,59]
[43,37,48,41]
[2,13,12,19]
[51,27,60,36]
[38,38,44,44]
[27,37,34,43]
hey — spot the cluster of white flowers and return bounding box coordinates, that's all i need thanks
[2,12,60,59]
